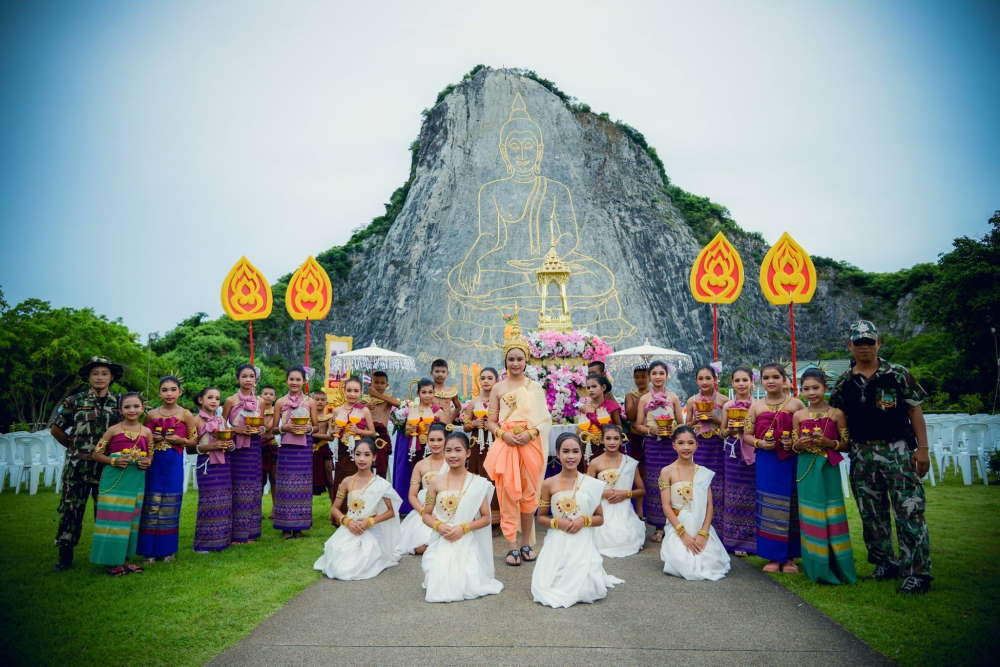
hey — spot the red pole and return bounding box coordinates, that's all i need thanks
[712,303,719,362]
[249,321,255,367]
[304,318,311,391]
[789,303,797,394]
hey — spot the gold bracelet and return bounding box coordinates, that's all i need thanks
[367,517,376,528]
[461,523,471,534]
[625,490,633,499]
[674,524,686,536]
[582,514,592,528]
[432,520,443,531]
[550,517,559,530]
[340,515,351,526]
[697,529,709,538]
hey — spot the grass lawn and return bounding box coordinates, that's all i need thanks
[749,473,1000,666]
[2,473,997,665]
[0,487,333,666]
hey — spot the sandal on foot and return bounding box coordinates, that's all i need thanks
[735,550,748,558]
[504,549,522,566]
[762,561,781,573]
[125,564,144,574]
[143,558,155,565]
[519,546,537,562]
[650,529,664,543]
[163,555,176,563]
[106,566,126,577]
[781,562,799,574]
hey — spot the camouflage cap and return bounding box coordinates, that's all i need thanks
[849,320,878,343]
[78,356,124,380]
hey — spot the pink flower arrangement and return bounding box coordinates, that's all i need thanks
[523,330,611,363]
[523,330,613,423]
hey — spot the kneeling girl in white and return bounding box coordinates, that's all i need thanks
[659,425,731,581]
[532,433,623,608]
[421,431,503,602]
[313,437,402,580]
[399,423,449,555]
[588,424,646,557]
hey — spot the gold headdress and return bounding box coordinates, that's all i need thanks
[501,306,530,359]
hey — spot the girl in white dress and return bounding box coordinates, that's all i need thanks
[532,433,624,608]
[588,424,646,557]
[421,431,503,602]
[398,423,449,555]
[658,426,731,581]
[313,438,403,580]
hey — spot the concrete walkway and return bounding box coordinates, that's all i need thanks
[212,535,888,666]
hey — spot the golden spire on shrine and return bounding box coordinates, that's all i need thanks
[536,242,573,332]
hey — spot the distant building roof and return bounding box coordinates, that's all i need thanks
[787,360,851,382]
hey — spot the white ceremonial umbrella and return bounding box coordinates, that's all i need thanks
[326,341,417,374]
[605,339,694,375]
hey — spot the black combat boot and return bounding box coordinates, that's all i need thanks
[54,546,74,571]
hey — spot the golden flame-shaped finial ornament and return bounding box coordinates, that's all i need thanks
[286,256,333,320]
[759,232,818,305]
[220,256,273,321]
[689,232,745,304]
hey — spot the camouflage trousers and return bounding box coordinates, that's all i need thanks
[849,439,931,577]
[54,458,104,549]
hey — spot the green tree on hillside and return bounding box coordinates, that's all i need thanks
[0,299,167,429]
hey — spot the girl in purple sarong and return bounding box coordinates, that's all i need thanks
[685,366,728,539]
[192,387,234,552]
[273,367,318,539]
[721,367,756,555]
[633,361,684,544]
[223,363,265,544]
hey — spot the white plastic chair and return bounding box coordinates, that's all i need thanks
[934,416,961,477]
[46,434,66,493]
[839,453,851,499]
[35,430,65,491]
[954,422,989,485]
[0,433,14,491]
[13,434,46,494]
[183,453,199,493]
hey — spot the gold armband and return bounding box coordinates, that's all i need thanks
[674,524,686,536]
[335,487,346,500]
[367,517,376,528]
[658,479,669,490]
[461,523,471,534]
[549,517,559,530]
[538,500,550,509]
[95,439,108,454]
[838,427,850,450]
[697,529,709,538]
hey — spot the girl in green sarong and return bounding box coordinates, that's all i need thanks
[90,393,153,576]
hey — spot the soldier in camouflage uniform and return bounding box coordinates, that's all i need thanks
[830,321,932,594]
[49,357,123,571]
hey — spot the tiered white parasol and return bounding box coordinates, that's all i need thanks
[604,339,694,375]
[326,341,416,374]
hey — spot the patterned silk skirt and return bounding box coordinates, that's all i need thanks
[137,448,183,558]
[273,441,313,531]
[194,453,232,551]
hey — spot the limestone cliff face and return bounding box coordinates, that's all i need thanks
[264,68,898,378]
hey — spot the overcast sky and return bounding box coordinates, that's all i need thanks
[1,0,997,337]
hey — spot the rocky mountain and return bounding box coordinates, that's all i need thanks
[255,66,914,379]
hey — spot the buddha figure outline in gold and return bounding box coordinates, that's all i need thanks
[435,92,636,351]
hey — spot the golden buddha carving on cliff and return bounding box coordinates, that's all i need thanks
[436,93,635,351]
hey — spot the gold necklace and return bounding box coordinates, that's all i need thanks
[122,429,141,441]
